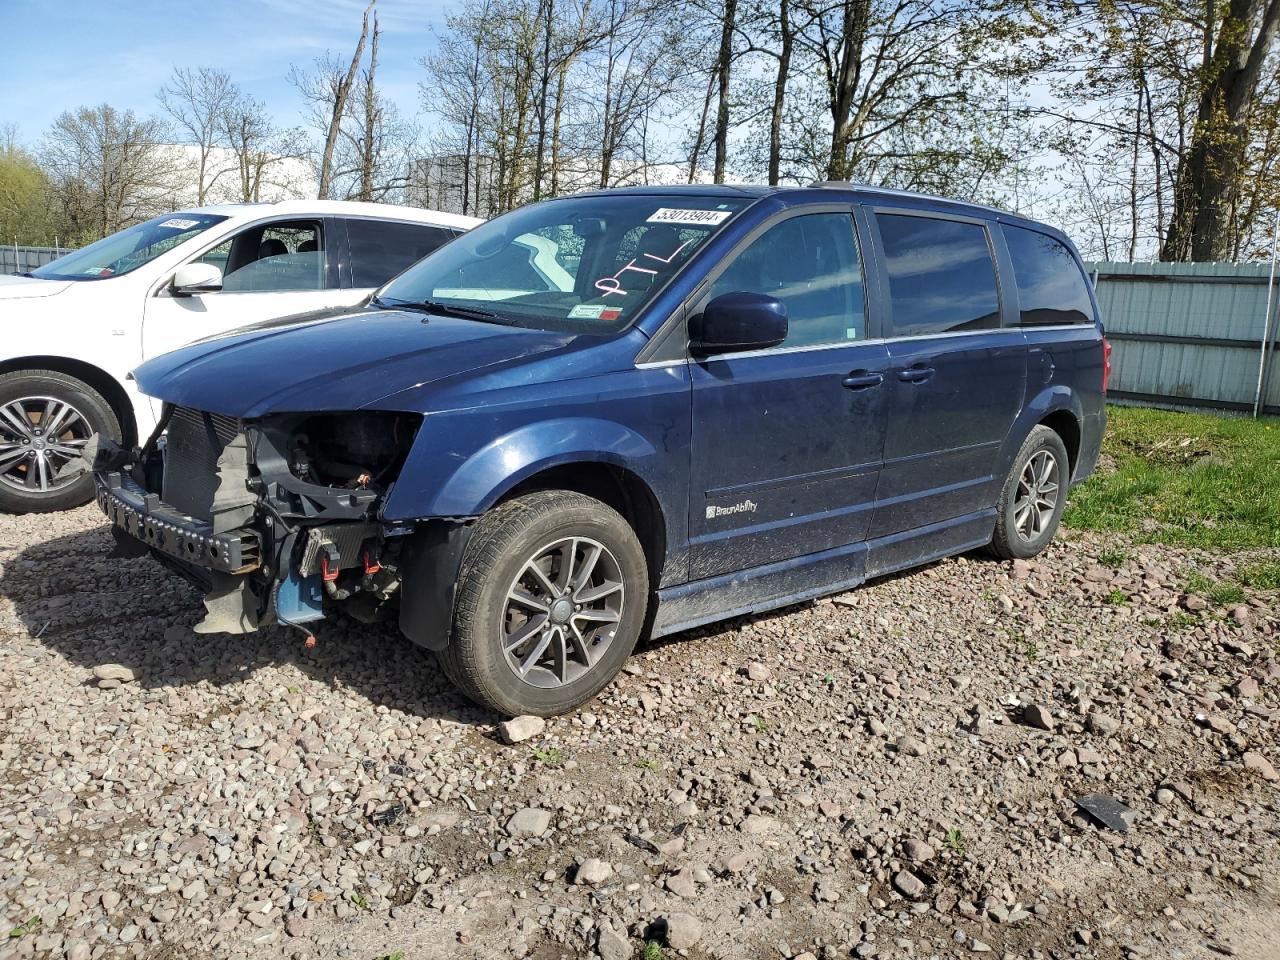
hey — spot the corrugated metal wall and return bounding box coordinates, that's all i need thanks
[1085,261,1280,415]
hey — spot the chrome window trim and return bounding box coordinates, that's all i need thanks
[634,323,1088,368]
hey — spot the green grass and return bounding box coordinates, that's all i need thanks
[634,758,660,773]
[1239,560,1280,590]
[1096,546,1129,568]
[1065,406,1280,550]
[1105,588,1129,606]
[350,892,369,910]
[643,942,665,960]
[944,828,968,857]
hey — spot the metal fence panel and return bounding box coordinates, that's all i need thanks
[1085,260,1280,416]
[0,245,70,274]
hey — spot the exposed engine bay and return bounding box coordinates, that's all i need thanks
[93,404,464,646]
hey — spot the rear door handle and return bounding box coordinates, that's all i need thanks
[897,364,935,383]
[842,370,884,390]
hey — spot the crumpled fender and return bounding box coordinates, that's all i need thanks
[381,416,661,521]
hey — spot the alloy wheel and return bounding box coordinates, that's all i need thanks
[501,536,625,689]
[1012,449,1060,542]
[0,396,93,494]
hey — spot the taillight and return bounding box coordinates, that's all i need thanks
[1102,338,1112,393]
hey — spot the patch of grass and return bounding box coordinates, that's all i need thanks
[532,746,563,766]
[1024,641,1040,661]
[820,671,835,685]
[1105,588,1129,606]
[8,916,41,939]
[634,758,660,773]
[350,892,369,910]
[375,953,404,960]
[1096,547,1129,569]
[752,716,768,733]
[1207,582,1246,606]
[1168,611,1197,629]
[1064,406,1280,550]
[944,828,967,857]
[642,941,665,960]
[1238,560,1280,590]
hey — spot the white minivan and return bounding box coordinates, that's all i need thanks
[0,200,481,513]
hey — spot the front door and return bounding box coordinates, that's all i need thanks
[689,209,890,579]
[143,218,361,363]
[865,210,1026,567]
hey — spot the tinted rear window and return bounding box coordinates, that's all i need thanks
[876,214,1000,337]
[346,220,456,287]
[1004,224,1094,326]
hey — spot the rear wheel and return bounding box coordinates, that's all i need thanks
[0,370,121,514]
[988,425,1070,560]
[439,490,649,717]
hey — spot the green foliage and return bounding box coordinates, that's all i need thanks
[532,746,563,766]
[1105,588,1129,606]
[1065,406,1280,550]
[375,953,404,960]
[0,145,53,245]
[8,916,41,939]
[642,941,665,960]
[944,828,967,857]
[634,758,660,773]
[350,891,369,910]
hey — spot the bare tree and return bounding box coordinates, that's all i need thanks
[290,0,375,199]
[221,95,305,202]
[157,66,237,204]
[41,104,176,242]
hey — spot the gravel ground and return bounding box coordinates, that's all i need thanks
[1,505,1277,960]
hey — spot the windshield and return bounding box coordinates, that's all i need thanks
[31,213,229,281]
[375,194,751,332]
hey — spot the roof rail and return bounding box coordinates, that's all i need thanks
[805,179,1010,216]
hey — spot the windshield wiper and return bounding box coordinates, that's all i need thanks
[372,296,508,324]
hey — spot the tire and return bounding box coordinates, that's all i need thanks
[438,490,649,717]
[987,425,1070,560]
[0,369,122,514]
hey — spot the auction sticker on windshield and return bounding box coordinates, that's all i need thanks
[647,208,732,226]
[158,218,201,230]
[568,304,622,320]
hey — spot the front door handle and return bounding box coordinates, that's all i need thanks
[897,364,935,383]
[842,370,885,390]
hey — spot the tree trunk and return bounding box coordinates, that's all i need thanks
[713,0,737,183]
[826,0,869,181]
[358,14,380,202]
[533,0,553,201]
[688,69,716,183]
[319,0,373,199]
[768,0,792,186]
[1162,0,1280,261]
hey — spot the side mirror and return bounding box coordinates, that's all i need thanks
[689,291,788,355]
[171,262,223,296]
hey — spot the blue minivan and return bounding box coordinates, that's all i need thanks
[93,183,1108,716]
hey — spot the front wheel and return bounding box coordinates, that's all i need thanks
[438,490,650,717]
[0,370,122,514]
[988,425,1070,560]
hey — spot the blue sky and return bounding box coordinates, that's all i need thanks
[0,0,452,145]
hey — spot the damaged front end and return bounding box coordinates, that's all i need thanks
[93,404,455,642]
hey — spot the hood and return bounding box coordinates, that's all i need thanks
[0,274,73,299]
[132,306,576,418]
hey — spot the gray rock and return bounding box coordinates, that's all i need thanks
[1023,704,1055,731]
[574,858,613,886]
[1242,751,1278,781]
[1086,712,1121,737]
[92,663,136,683]
[747,661,772,682]
[499,715,546,744]
[596,921,630,960]
[892,870,926,898]
[664,912,703,949]
[896,735,929,757]
[506,807,551,837]
[902,839,935,862]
